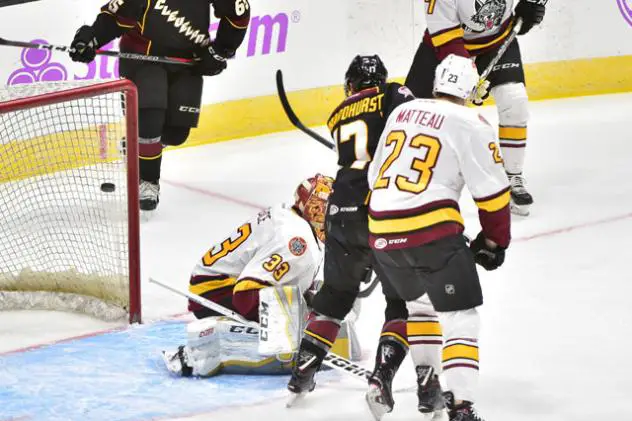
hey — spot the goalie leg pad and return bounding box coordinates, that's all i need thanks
[258,285,304,356]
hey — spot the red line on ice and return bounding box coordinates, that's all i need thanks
[161,179,265,210]
[514,212,632,242]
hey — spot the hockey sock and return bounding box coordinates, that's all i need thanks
[407,313,443,373]
[301,312,341,359]
[372,319,409,376]
[139,136,163,183]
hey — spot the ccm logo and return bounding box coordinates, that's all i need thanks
[179,106,200,113]
[492,62,520,71]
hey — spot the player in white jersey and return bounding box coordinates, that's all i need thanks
[186,176,330,322]
[405,0,547,216]
[365,55,511,421]
[162,174,363,377]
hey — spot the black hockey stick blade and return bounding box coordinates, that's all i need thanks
[275,69,335,150]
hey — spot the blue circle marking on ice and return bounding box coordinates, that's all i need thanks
[0,321,329,421]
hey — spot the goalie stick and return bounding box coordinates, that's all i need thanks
[0,37,193,66]
[148,277,372,382]
[275,69,335,150]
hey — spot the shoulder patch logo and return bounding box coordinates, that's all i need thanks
[289,237,307,256]
[398,85,414,98]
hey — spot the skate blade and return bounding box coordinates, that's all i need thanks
[365,384,392,421]
[286,392,307,408]
[140,209,157,222]
[510,201,530,216]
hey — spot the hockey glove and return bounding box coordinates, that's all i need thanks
[194,43,229,76]
[69,26,99,63]
[469,232,506,271]
[514,0,547,35]
[471,79,490,106]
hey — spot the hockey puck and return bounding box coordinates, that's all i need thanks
[100,182,116,193]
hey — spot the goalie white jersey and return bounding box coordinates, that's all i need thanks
[424,0,516,56]
[367,98,511,250]
[189,204,323,307]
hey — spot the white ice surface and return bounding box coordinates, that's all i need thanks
[1,93,632,420]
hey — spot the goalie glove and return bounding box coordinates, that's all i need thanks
[469,231,506,271]
[471,79,490,106]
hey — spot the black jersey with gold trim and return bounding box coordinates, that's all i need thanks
[325,82,414,218]
[92,0,250,58]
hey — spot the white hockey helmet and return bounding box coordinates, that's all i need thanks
[433,54,480,100]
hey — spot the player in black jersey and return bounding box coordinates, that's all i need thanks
[287,56,415,410]
[69,0,250,211]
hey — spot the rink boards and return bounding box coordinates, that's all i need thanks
[0,320,333,421]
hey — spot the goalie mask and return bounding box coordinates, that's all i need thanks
[294,174,334,242]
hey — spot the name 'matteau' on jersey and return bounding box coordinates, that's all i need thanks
[326,82,414,216]
[367,98,511,251]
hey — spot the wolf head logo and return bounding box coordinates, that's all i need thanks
[470,0,507,32]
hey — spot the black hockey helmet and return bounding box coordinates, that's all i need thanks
[344,55,388,97]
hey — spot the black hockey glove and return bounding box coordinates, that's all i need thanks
[514,0,547,35]
[194,43,230,76]
[69,25,100,63]
[469,232,506,271]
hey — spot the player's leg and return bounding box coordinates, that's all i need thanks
[364,266,409,421]
[405,42,441,98]
[164,70,203,148]
[476,40,532,215]
[119,61,169,211]
[372,249,446,418]
[288,219,372,395]
[407,295,445,415]
[416,235,485,421]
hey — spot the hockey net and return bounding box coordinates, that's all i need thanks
[0,79,141,323]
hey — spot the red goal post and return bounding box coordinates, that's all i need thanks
[0,79,141,323]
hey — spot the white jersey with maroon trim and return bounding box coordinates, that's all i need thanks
[426,0,516,55]
[367,98,511,250]
[190,204,323,293]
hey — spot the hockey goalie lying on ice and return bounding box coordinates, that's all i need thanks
[162,174,361,377]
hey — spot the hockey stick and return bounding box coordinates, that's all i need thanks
[0,37,193,66]
[275,69,335,150]
[148,277,372,381]
[478,18,523,82]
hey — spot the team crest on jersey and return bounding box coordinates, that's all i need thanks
[289,237,307,256]
[467,0,507,33]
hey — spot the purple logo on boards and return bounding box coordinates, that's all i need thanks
[618,0,632,26]
[7,39,67,85]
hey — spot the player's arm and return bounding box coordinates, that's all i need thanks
[69,0,145,63]
[232,235,317,321]
[211,0,251,57]
[453,117,511,266]
[383,83,416,118]
[194,0,250,76]
[425,0,469,60]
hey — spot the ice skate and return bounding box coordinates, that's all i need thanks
[286,348,319,407]
[507,173,533,216]
[140,179,160,211]
[161,345,192,377]
[366,369,395,421]
[444,392,484,421]
[416,365,445,416]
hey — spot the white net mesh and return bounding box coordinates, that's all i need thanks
[0,80,137,322]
